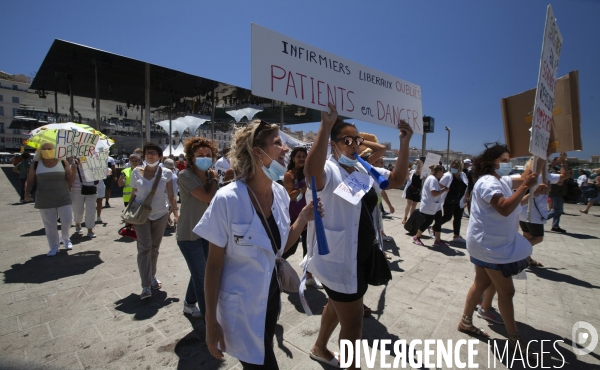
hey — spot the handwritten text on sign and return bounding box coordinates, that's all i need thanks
[56,130,100,159]
[529,5,563,159]
[80,149,109,181]
[251,24,424,134]
[334,171,374,205]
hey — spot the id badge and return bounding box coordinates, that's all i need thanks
[333,171,374,205]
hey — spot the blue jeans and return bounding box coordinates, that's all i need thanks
[177,238,209,316]
[547,196,564,228]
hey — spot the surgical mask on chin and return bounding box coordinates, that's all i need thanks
[333,145,358,167]
[495,162,512,177]
[195,157,213,171]
[145,160,159,168]
[260,149,287,181]
[451,168,458,174]
[41,149,55,159]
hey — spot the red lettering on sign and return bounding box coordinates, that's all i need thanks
[286,72,297,98]
[271,65,286,92]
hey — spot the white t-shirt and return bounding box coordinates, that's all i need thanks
[214,157,231,185]
[165,171,178,207]
[107,156,116,168]
[420,175,443,215]
[577,174,588,187]
[131,167,173,220]
[467,174,532,264]
[519,173,560,224]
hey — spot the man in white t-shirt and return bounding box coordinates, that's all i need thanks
[577,169,588,205]
[214,147,231,186]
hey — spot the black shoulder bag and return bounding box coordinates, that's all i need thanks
[77,167,97,195]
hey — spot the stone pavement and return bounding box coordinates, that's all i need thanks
[0,164,599,370]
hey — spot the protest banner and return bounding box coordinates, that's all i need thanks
[501,71,581,157]
[56,130,99,159]
[528,5,563,159]
[421,152,441,178]
[251,24,424,134]
[80,149,109,181]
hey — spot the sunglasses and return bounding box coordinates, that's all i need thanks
[334,135,364,146]
[253,120,272,140]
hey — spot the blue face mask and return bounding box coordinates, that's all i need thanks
[260,149,287,181]
[495,162,512,177]
[333,145,358,167]
[451,168,458,174]
[195,157,213,171]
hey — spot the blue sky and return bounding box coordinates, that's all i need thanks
[3,0,599,159]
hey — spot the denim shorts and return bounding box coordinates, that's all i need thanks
[470,256,529,278]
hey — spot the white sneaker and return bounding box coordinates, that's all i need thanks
[183,303,203,318]
[306,277,323,289]
[96,217,102,223]
[87,232,96,238]
[453,236,467,244]
[151,277,162,290]
[75,226,83,234]
[428,227,435,238]
[47,247,59,257]
[62,238,73,250]
[140,287,152,300]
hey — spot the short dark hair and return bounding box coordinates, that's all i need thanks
[143,142,163,158]
[21,152,31,160]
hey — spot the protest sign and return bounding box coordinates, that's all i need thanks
[421,152,441,178]
[251,24,423,134]
[80,149,109,181]
[501,71,581,157]
[528,5,563,159]
[56,130,99,159]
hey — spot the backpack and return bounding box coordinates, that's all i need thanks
[404,209,425,236]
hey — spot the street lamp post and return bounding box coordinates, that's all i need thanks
[445,126,451,168]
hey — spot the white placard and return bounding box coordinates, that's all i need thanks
[80,150,109,181]
[55,130,99,159]
[251,24,424,134]
[529,5,563,159]
[333,171,374,205]
[421,152,441,178]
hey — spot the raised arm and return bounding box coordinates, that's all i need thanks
[363,141,387,165]
[491,172,538,217]
[386,121,414,189]
[304,103,338,191]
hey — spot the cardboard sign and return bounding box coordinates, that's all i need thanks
[251,24,423,134]
[80,149,109,181]
[333,171,373,205]
[501,71,581,157]
[55,130,100,159]
[421,152,441,178]
[528,5,563,159]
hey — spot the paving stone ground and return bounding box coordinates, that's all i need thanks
[0,164,599,369]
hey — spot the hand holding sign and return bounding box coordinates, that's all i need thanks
[398,120,414,143]
[321,103,338,129]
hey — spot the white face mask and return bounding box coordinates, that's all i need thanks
[145,160,159,168]
[260,149,287,181]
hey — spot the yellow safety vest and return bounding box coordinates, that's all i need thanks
[122,167,133,202]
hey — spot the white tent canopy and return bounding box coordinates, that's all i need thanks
[225,107,263,123]
[163,142,185,157]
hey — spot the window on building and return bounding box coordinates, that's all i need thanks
[12,97,19,104]
[12,129,20,135]
[0,124,4,133]
[0,95,3,101]
[0,137,4,143]
[13,108,18,116]
[12,85,18,90]
[0,106,3,116]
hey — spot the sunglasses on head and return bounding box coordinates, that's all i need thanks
[334,135,364,146]
[253,120,272,139]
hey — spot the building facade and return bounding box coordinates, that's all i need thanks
[0,71,30,151]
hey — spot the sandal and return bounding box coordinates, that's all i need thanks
[507,332,537,361]
[580,210,588,214]
[528,258,544,267]
[457,314,489,338]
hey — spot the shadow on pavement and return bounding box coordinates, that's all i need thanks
[286,287,328,315]
[3,250,103,284]
[114,291,179,320]
[527,267,600,289]
[174,326,229,370]
[565,232,599,240]
[383,239,400,258]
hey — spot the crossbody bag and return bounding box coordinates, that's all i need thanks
[76,166,97,195]
[121,167,162,225]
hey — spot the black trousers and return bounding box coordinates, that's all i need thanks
[441,202,464,235]
[419,210,443,232]
[239,273,280,370]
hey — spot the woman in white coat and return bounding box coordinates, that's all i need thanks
[439,159,469,243]
[304,104,413,369]
[412,165,449,247]
[195,120,321,369]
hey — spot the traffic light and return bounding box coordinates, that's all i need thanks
[423,116,435,133]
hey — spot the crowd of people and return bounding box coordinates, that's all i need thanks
[10,102,600,369]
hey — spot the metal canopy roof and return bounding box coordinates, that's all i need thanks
[29,39,321,124]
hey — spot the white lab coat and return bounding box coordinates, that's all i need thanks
[304,157,389,294]
[193,180,290,365]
